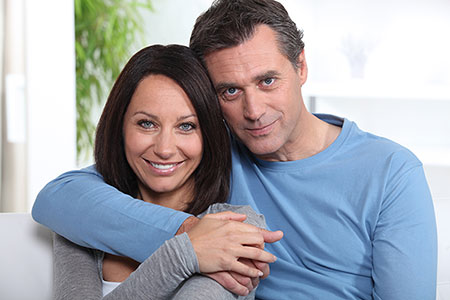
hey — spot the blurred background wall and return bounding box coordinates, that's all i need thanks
[1,0,76,212]
[0,0,448,211]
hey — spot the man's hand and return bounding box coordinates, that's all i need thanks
[206,259,270,296]
[207,270,253,296]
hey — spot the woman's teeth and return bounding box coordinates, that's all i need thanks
[151,162,177,170]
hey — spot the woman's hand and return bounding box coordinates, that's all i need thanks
[187,211,283,278]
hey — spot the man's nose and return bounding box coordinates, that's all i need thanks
[243,90,265,121]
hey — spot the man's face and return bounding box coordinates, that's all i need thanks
[204,25,307,161]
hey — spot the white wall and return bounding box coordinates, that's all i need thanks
[1,0,76,212]
[24,0,77,210]
[298,0,450,169]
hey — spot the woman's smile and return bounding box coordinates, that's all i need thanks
[145,159,183,175]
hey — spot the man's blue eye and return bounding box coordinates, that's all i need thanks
[226,87,238,95]
[263,78,274,86]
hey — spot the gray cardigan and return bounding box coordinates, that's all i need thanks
[53,204,266,299]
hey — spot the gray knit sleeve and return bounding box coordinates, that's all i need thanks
[53,233,103,300]
[53,233,199,300]
[199,203,267,228]
[103,233,199,299]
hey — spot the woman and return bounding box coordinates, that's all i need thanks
[53,44,278,299]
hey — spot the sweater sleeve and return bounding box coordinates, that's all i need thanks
[53,233,103,300]
[53,232,199,300]
[198,203,267,228]
[372,163,437,299]
[103,233,199,299]
[33,165,191,262]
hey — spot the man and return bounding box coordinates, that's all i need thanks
[33,0,437,299]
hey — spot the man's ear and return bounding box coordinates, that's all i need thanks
[297,50,308,86]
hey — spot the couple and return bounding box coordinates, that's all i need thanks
[33,0,437,299]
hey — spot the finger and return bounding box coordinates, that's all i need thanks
[253,261,270,279]
[207,271,250,296]
[204,211,247,222]
[262,229,284,243]
[231,232,265,249]
[251,275,260,289]
[236,258,259,290]
[229,271,254,291]
[230,259,265,278]
[235,246,277,263]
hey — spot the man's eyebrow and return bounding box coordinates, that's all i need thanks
[253,70,280,82]
[214,70,281,91]
[215,82,238,92]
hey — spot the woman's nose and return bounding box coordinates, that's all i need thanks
[153,131,176,159]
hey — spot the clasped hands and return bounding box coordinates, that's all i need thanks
[179,212,283,296]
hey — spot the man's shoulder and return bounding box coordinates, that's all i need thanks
[348,123,422,169]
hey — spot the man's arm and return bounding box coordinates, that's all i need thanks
[32,166,191,262]
[372,163,437,299]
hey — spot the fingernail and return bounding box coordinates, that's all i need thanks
[258,271,264,277]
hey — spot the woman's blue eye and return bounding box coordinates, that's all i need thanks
[139,120,154,129]
[179,123,195,131]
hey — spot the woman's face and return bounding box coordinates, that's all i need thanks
[123,74,203,206]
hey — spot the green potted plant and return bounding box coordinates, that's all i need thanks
[75,0,153,163]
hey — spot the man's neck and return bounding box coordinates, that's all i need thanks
[257,111,341,162]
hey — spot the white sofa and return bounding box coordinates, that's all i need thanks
[0,197,449,299]
[0,213,52,300]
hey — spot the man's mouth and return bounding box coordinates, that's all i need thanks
[246,119,278,136]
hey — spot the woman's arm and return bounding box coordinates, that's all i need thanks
[33,166,191,262]
[53,204,270,300]
[53,233,103,300]
[53,232,198,300]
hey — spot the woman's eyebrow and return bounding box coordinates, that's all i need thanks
[177,114,197,122]
[133,111,159,121]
